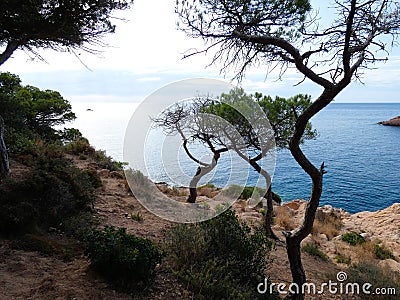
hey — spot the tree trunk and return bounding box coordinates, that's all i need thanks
[264,186,279,240]
[187,152,220,203]
[285,88,336,299]
[0,115,10,177]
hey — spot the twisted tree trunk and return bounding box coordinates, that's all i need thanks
[187,151,221,203]
[0,115,10,177]
[285,88,338,300]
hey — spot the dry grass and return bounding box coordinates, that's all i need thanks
[274,206,295,230]
[312,210,342,240]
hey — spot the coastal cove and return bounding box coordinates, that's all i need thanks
[69,102,400,213]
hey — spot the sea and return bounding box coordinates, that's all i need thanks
[69,102,400,214]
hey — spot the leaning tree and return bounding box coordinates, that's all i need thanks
[205,88,316,239]
[0,0,132,176]
[176,0,400,298]
[153,98,230,203]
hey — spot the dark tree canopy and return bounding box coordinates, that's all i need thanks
[177,0,400,82]
[0,0,132,65]
[0,72,76,146]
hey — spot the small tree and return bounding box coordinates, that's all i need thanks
[153,99,229,203]
[0,0,132,176]
[0,72,76,148]
[205,88,316,239]
[176,0,400,298]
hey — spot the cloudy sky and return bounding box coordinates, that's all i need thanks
[1,0,400,104]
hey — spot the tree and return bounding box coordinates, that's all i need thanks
[0,0,132,176]
[153,98,230,203]
[0,72,76,150]
[205,88,316,239]
[154,88,316,240]
[176,0,400,298]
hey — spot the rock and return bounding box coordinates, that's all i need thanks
[378,259,400,274]
[110,171,124,179]
[360,232,370,239]
[378,115,400,126]
[283,199,306,211]
[301,234,315,248]
[97,169,110,177]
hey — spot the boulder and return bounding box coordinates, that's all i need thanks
[378,116,400,126]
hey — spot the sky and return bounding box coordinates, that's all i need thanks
[1,0,400,104]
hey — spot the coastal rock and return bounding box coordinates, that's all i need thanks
[97,169,110,177]
[378,115,400,126]
[378,259,400,275]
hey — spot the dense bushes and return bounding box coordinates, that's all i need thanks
[0,145,97,235]
[85,226,163,290]
[341,232,366,246]
[167,209,279,299]
[0,72,77,154]
[65,138,125,171]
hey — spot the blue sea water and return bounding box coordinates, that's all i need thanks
[69,102,400,213]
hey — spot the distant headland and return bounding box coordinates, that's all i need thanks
[378,116,400,126]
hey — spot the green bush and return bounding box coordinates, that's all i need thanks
[85,226,163,291]
[374,244,395,260]
[272,191,282,204]
[335,253,351,265]
[347,261,400,300]
[167,209,279,299]
[301,243,329,261]
[64,137,95,156]
[0,145,96,235]
[341,232,366,246]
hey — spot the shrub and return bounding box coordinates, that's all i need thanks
[0,146,96,235]
[64,137,95,156]
[347,261,400,300]
[313,210,342,240]
[341,232,366,246]
[274,206,295,230]
[85,226,163,291]
[166,209,279,299]
[93,150,126,171]
[130,212,143,222]
[374,244,395,260]
[335,253,351,265]
[272,191,282,204]
[301,244,329,261]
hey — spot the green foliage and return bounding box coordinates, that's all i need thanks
[0,144,96,235]
[0,72,77,153]
[272,191,282,204]
[130,212,143,222]
[341,232,366,246]
[374,244,395,260]
[209,88,316,150]
[64,137,95,155]
[167,209,278,299]
[64,138,125,171]
[335,253,351,265]
[240,186,265,199]
[0,0,131,64]
[347,261,400,300]
[60,128,83,143]
[301,244,328,261]
[93,149,126,171]
[62,212,99,241]
[177,0,311,44]
[85,226,163,291]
